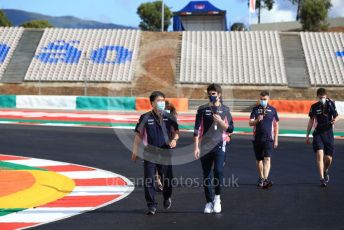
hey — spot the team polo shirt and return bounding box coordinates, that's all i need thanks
[135,110,179,148]
[194,104,234,149]
[250,105,279,141]
[309,99,338,133]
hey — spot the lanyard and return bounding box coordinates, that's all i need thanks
[209,103,222,114]
[151,110,162,125]
[151,111,170,145]
[209,103,222,130]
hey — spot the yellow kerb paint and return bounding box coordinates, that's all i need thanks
[0,170,75,209]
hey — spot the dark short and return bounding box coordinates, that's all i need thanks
[313,130,334,156]
[252,140,273,161]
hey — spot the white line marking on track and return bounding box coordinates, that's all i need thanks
[4,159,69,166]
[67,186,134,196]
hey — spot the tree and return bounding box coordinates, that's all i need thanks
[248,0,274,24]
[21,20,54,28]
[0,10,11,27]
[290,0,331,21]
[137,1,172,31]
[300,0,332,31]
[231,23,247,31]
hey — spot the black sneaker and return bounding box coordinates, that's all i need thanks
[257,178,264,188]
[324,171,330,183]
[146,207,156,215]
[320,179,327,188]
[163,198,172,209]
[263,179,273,189]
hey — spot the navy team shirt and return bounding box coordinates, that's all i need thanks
[309,99,338,134]
[250,104,279,141]
[194,104,234,151]
[135,111,179,148]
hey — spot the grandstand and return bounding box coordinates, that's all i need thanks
[0,27,24,80]
[301,32,344,86]
[24,28,141,82]
[179,31,287,85]
[0,27,343,99]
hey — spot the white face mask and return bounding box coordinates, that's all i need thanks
[319,98,326,104]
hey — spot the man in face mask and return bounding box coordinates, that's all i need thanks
[306,88,338,187]
[194,83,234,214]
[249,91,279,189]
[131,91,180,215]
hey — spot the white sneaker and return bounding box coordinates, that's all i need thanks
[204,202,213,214]
[213,195,221,213]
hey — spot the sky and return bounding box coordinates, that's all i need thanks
[0,0,343,29]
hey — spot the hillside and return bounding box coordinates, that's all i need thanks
[2,9,136,29]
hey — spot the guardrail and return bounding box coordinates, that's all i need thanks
[0,95,343,114]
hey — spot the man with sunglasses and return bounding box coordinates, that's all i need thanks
[131,91,180,215]
[194,83,234,214]
[306,88,339,187]
[249,91,279,189]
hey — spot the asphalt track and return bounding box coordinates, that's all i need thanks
[0,124,344,230]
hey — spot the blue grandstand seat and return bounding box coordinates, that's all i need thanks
[0,27,24,79]
[25,29,141,82]
[0,44,10,64]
